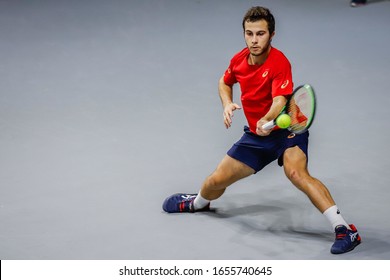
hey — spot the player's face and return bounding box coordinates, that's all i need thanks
[244,20,274,57]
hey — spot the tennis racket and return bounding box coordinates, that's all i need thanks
[262,84,316,134]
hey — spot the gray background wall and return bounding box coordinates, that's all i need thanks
[0,0,389,259]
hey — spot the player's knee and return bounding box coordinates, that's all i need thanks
[285,168,304,185]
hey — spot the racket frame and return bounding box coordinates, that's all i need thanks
[262,84,316,134]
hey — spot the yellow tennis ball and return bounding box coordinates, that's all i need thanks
[276,114,291,129]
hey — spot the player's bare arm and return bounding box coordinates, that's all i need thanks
[256,95,287,136]
[219,76,241,129]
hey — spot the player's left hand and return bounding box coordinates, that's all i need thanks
[223,102,241,129]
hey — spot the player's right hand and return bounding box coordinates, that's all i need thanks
[256,118,273,136]
[223,102,241,129]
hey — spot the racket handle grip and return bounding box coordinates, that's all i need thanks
[262,120,276,130]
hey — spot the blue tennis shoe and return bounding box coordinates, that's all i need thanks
[331,224,361,254]
[162,193,209,213]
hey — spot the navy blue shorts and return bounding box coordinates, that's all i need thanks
[227,126,309,173]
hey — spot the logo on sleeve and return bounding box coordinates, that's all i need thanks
[281,80,289,89]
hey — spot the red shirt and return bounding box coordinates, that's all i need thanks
[223,47,293,133]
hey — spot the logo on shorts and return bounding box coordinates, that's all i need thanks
[287,133,296,139]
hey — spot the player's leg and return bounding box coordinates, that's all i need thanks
[283,146,335,212]
[163,155,255,213]
[197,154,255,201]
[283,146,361,254]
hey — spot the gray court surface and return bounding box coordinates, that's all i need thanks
[1,0,389,260]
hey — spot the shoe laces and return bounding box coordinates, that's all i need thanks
[335,226,348,240]
[179,198,194,212]
[336,233,347,240]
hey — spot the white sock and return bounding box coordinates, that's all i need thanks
[193,192,210,210]
[323,205,351,231]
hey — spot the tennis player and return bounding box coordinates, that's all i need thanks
[163,6,361,254]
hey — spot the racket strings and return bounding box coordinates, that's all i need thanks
[287,97,309,131]
[282,84,316,134]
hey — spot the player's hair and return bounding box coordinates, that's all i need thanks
[242,6,275,34]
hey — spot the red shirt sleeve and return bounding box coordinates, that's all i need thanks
[271,56,293,98]
[223,60,237,86]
